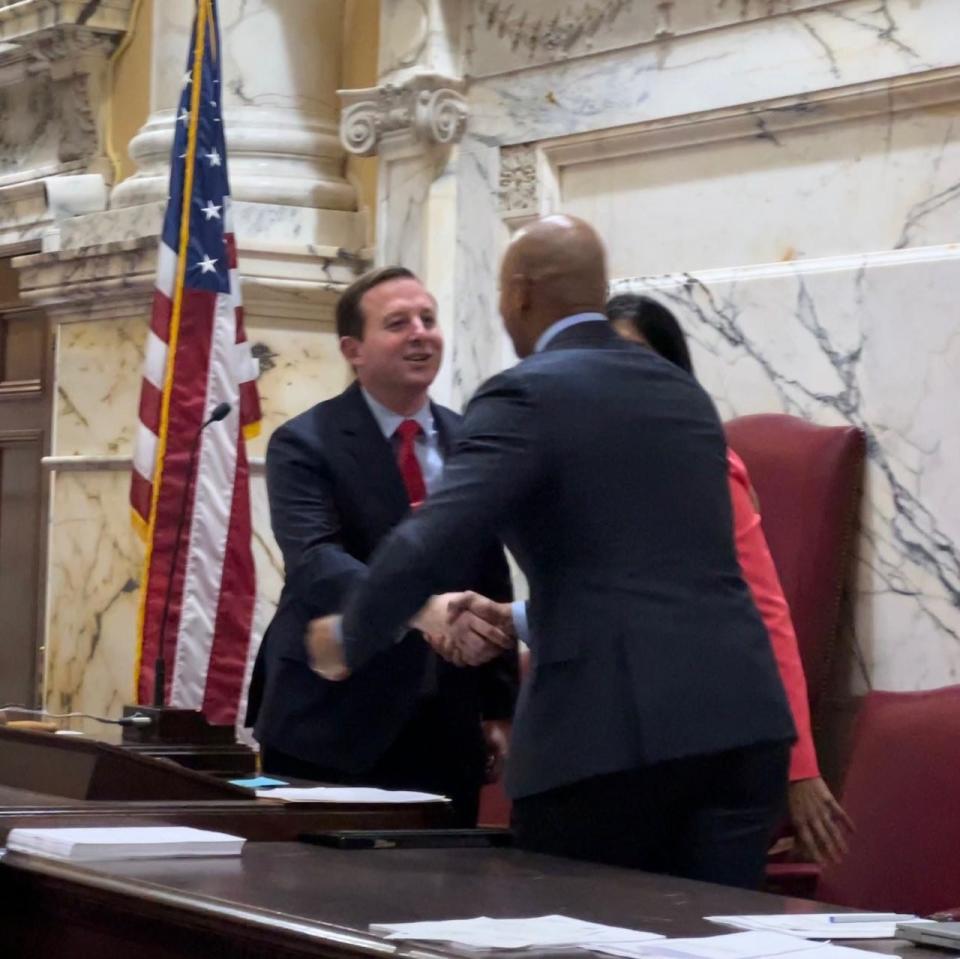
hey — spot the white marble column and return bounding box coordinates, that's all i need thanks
[111,0,354,213]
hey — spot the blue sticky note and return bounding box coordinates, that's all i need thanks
[229,775,289,788]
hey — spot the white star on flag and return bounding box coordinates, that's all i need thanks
[183,70,192,87]
[196,254,218,274]
[205,149,222,167]
[178,108,190,125]
[200,200,222,221]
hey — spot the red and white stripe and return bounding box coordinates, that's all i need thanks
[132,197,262,725]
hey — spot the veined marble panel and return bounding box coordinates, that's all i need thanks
[449,135,509,408]
[54,315,147,458]
[45,469,285,724]
[611,246,960,692]
[560,97,960,275]
[0,74,58,177]
[45,470,142,718]
[53,314,350,459]
[242,319,352,459]
[466,0,834,77]
[380,0,463,81]
[470,0,960,145]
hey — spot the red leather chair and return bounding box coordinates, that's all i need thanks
[815,687,960,915]
[724,414,865,725]
[725,414,864,897]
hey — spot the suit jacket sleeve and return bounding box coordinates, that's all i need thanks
[267,422,366,618]
[473,542,519,721]
[341,371,542,672]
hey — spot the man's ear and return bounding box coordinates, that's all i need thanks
[517,273,533,313]
[340,335,362,368]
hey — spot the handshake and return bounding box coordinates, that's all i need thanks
[306,592,517,681]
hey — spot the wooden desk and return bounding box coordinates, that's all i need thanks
[0,784,449,840]
[0,843,942,959]
[0,726,450,840]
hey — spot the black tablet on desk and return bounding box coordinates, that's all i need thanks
[299,828,513,850]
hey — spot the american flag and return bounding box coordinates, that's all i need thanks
[131,0,261,725]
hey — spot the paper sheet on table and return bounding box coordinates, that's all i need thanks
[370,914,665,950]
[705,915,921,941]
[594,932,894,959]
[5,826,244,861]
[255,786,449,803]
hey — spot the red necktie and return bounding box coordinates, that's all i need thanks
[395,419,426,509]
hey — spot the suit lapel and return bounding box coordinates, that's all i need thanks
[431,402,459,458]
[337,383,410,523]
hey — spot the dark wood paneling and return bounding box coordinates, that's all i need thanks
[1,311,45,386]
[0,432,44,705]
[0,256,51,709]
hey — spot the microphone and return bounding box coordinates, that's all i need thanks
[153,400,233,707]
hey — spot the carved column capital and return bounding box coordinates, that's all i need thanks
[339,73,468,157]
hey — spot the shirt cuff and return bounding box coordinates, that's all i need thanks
[511,600,530,645]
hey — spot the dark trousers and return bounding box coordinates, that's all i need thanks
[261,697,484,827]
[511,740,790,890]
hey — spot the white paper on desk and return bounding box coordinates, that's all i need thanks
[705,915,921,941]
[255,786,449,804]
[371,915,665,950]
[593,932,897,959]
[593,931,823,959]
[5,826,244,861]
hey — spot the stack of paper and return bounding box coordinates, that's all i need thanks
[256,786,449,804]
[595,931,897,959]
[5,826,245,862]
[705,915,920,941]
[371,915,665,951]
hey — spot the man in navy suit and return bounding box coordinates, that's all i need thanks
[246,266,517,825]
[307,217,795,888]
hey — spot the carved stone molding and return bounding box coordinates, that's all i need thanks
[0,2,134,251]
[339,73,468,157]
[498,144,538,217]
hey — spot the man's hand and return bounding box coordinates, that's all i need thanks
[410,594,454,641]
[788,776,854,864]
[305,614,351,681]
[446,591,516,666]
[481,719,510,783]
[412,592,516,667]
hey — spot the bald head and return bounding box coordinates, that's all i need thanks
[499,215,609,357]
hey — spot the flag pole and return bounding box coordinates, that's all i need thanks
[133,0,211,703]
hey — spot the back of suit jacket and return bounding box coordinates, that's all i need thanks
[341,323,795,798]
[248,382,516,774]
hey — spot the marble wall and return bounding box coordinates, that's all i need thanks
[44,308,350,719]
[560,98,960,276]
[612,248,960,691]
[434,0,960,703]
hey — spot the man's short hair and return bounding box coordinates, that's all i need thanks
[335,266,417,340]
